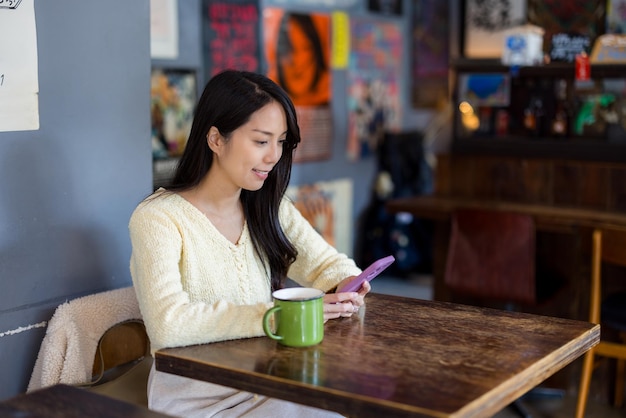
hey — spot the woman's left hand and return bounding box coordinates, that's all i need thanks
[323,278,370,322]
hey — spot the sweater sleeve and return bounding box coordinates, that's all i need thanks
[128,200,272,353]
[280,198,362,291]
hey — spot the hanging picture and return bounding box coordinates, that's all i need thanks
[286,178,354,256]
[528,0,605,56]
[607,0,626,34]
[346,18,402,161]
[412,0,449,108]
[150,69,196,159]
[202,0,261,78]
[464,0,527,58]
[264,8,333,163]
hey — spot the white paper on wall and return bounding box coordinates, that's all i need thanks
[0,0,39,132]
[150,0,179,59]
[464,0,527,58]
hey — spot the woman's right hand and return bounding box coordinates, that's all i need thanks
[322,281,370,322]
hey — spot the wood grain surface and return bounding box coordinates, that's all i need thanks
[156,293,598,418]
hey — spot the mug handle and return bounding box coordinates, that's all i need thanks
[263,306,283,341]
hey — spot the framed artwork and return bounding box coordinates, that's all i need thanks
[528,0,606,55]
[607,0,626,34]
[286,179,354,256]
[458,73,511,107]
[411,0,449,108]
[346,18,403,161]
[150,69,196,159]
[463,0,527,58]
[202,0,261,77]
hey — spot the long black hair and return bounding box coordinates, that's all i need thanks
[169,70,300,291]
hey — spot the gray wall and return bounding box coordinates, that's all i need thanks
[0,0,152,400]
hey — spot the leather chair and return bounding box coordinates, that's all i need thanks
[576,227,626,418]
[445,208,562,417]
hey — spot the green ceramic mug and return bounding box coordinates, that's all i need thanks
[263,287,324,347]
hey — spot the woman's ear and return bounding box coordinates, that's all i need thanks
[206,126,222,153]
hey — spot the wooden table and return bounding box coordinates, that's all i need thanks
[386,195,626,232]
[155,293,599,418]
[0,384,174,418]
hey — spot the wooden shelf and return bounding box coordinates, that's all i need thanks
[451,58,626,79]
[452,136,626,162]
[450,59,626,162]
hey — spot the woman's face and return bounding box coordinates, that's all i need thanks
[210,101,288,192]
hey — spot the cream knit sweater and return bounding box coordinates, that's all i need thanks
[129,190,360,354]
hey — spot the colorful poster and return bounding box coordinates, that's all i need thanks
[150,69,196,158]
[528,0,605,54]
[346,18,402,161]
[264,8,333,163]
[607,0,626,34]
[202,0,260,77]
[286,178,353,256]
[412,0,449,108]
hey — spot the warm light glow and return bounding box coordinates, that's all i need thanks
[462,113,480,131]
[459,101,473,115]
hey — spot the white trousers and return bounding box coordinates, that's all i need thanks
[148,364,345,418]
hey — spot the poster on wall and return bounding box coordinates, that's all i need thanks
[412,0,449,108]
[527,0,606,55]
[346,18,402,161]
[150,69,196,159]
[607,0,626,34]
[0,0,39,132]
[463,0,527,58]
[286,178,353,256]
[150,0,179,59]
[264,8,333,163]
[202,0,261,78]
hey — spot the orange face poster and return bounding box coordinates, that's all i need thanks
[264,8,334,163]
[264,8,331,107]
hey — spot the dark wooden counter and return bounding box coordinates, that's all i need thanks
[0,384,174,418]
[156,293,598,418]
[386,195,626,232]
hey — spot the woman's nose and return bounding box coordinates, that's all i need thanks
[265,142,281,163]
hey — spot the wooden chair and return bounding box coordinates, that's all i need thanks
[445,208,563,417]
[82,319,152,407]
[576,227,626,418]
[28,287,152,407]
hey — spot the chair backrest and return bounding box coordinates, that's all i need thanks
[445,208,536,305]
[92,319,151,379]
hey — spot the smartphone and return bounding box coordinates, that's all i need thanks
[340,255,395,293]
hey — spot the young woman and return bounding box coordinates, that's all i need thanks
[129,70,369,417]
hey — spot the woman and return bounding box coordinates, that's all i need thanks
[129,70,369,417]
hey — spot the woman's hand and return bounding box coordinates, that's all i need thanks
[323,278,371,322]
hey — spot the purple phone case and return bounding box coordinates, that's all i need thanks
[341,255,395,292]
